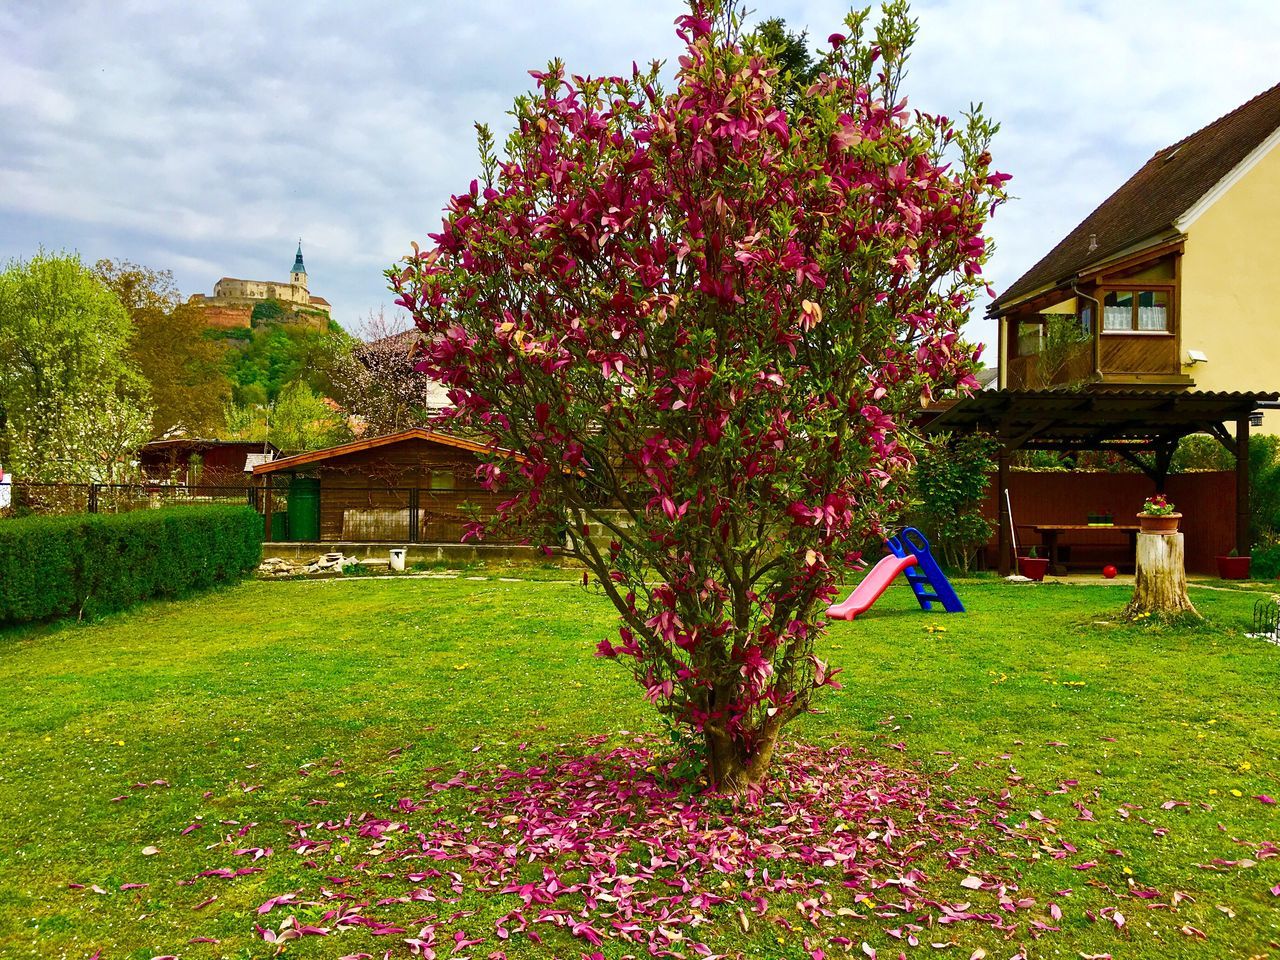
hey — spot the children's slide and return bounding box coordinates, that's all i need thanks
[826,526,965,620]
[826,553,918,621]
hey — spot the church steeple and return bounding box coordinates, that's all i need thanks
[290,239,307,288]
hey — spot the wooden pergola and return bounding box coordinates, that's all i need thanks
[920,389,1278,575]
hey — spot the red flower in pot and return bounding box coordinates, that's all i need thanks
[1137,495,1181,535]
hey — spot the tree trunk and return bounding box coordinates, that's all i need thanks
[1123,532,1199,619]
[704,725,783,794]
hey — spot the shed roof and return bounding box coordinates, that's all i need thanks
[251,428,521,475]
[992,82,1280,314]
[142,438,281,454]
[921,389,1277,451]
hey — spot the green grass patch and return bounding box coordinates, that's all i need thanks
[0,576,1277,957]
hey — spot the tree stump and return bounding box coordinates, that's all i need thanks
[1123,532,1199,619]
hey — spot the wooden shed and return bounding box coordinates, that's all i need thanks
[251,428,516,544]
[140,438,280,486]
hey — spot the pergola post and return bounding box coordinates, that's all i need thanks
[920,390,1276,579]
[1236,416,1250,556]
[263,474,274,543]
[996,447,1011,576]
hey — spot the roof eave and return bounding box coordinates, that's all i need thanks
[252,428,522,475]
[990,231,1186,318]
[1174,123,1280,233]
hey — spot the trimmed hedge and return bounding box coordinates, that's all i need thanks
[0,505,262,626]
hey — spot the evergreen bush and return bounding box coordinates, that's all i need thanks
[0,505,261,625]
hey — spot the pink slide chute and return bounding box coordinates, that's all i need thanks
[826,553,918,621]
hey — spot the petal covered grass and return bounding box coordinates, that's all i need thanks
[0,575,1278,958]
[262,736,1027,956]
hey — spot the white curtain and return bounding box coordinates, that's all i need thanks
[1103,305,1130,331]
[1137,305,1167,331]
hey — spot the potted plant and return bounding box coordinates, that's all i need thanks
[1018,546,1050,582]
[1137,494,1181,535]
[1216,547,1251,580]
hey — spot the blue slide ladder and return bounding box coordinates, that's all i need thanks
[884,527,965,614]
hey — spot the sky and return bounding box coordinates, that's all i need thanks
[2,0,1279,353]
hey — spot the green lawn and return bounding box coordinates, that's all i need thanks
[1,573,1278,958]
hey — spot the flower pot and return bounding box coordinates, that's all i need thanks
[1137,512,1181,535]
[1017,556,1050,581]
[1216,555,1251,580]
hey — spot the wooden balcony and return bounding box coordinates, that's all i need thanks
[1005,334,1191,391]
[1005,341,1094,391]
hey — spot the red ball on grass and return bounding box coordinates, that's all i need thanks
[1102,564,1118,579]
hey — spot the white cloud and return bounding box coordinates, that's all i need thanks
[1,0,1279,348]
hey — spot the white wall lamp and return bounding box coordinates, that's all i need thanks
[1185,349,1209,365]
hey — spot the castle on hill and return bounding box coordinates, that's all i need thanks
[188,242,332,330]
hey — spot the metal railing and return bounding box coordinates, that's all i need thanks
[1,481,508,546]
[1,482,260,517]
[270,486,487,543]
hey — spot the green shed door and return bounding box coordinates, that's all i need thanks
[267,510,289,541]
[287,476,320,541]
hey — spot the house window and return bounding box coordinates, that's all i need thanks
[1101,289,1171,333]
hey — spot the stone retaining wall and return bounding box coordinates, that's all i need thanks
[262,541,570,566]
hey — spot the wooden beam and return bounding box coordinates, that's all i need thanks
[997,449,1011,577]
[993,316,1003,391]
[1115,448,1163,487]
[1237,417,1251,556]
[263,474,274,543]
[1206,421,1236,454]
[1004,419,1057,451]
[1078,237,1185,284]
[1153,439,1177,492]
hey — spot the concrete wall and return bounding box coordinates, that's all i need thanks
[262,541,566,567]
[1180,141,1280,431]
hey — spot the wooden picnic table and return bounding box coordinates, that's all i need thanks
[1030,524,1140,572]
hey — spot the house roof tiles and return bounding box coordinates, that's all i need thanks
[993,82,1280,314]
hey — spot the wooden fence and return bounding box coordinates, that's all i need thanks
[1,482,259,517]
[983,470,1236,574]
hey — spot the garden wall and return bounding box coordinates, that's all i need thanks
[0,505,262,626]
[980,470,1235,574]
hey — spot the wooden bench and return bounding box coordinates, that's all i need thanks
[1028,524,1140,574]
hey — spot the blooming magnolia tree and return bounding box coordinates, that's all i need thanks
[392,1,1007,791]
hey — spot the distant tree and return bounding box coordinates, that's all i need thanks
[225,324,338,406]
[0,251,152,482]
[94,259,231,436]
[1034,314,1091,388]
[744,17,819,110]
[269,380,351,453]
[251,298,288,326]
[221,400,268,442]
[1169,434,1233,473]
[324,308,447,436]
[908,432,999,573]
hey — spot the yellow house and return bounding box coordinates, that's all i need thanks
[992,81,1280,428]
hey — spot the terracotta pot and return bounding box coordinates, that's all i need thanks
[1216,555,1251,580]
[1017,557,1050,581]
[1137,512,1181,535]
